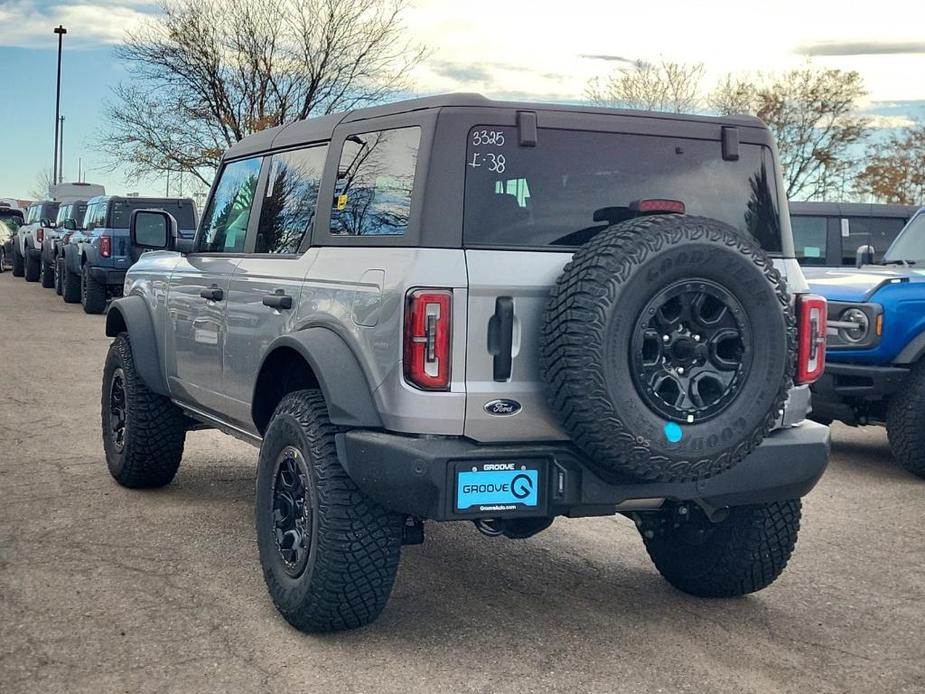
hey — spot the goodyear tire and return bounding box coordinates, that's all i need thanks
[12,245,24,277]
[62,261,81,303]
[24,249,40,282]
[102,334,186,488]
[541,215,796,482]
[641,500,801,597]
[81,264,107,314]
[886,362,925,479]
[256,390,404,633]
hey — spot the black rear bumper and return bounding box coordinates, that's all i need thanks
[88,266,126,287]
[336,421,830,521]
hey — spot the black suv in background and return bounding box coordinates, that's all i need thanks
[790,201,919,267]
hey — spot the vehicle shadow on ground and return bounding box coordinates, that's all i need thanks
[157,462,778,644]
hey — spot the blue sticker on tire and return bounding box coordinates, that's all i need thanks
[456,468,539,511]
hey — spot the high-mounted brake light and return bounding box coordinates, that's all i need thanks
[797,294,827,384]
[100,235,112,258]
[403,289,452,390]
[36,228,44,243]
[631,198,686,215]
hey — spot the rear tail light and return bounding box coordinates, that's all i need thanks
[403,289,452,390]
[797,294,827,384]
[36,228,44,243]
[100,235,111,258]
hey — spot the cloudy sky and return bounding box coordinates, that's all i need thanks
[0,0,924,199]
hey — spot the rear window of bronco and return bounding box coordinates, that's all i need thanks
[463,127,783,253]
[111,200,197,229]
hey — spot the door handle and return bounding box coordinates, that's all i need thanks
[200,285,224,301]
[487,296,514,381]
[262,292,293,310]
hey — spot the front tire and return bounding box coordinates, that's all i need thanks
[102,334,186,488]
[62,261,81,303]
[54,257,64,295]
[81,264,108,314]
[40,257,55,288]
[256,390,404,633]
[24,250,40,282]
[886,364,925,479]
[641,500,801,597]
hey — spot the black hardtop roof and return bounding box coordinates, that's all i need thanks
[224,93,767,161]
[86,195,195,205]
[789,200,920,218]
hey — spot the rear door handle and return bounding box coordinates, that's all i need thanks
[262,292,293,310]
[487,297,514,381]
[200,285,224,301]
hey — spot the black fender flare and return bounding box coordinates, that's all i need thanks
[105,295,169,397]
[254,329,382,429]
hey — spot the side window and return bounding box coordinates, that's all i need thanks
[198,157,263,253]
[330,127,420,236]
[255,144,328,254]
[84,202,102,231]
[790,215,827,265]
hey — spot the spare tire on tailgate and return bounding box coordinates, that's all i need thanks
[540,214,796,482]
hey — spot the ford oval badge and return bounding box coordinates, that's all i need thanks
[483,399,522,416]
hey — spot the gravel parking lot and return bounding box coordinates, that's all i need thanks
[0,271,923,694]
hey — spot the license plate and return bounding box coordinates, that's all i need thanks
[455,463,540,513]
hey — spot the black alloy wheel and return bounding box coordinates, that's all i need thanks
[271,446,313,578]
[631,279,752,424]
[108,367,127,454]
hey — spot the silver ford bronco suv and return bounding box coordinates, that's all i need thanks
[100,95,830,633]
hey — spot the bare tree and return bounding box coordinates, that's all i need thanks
[710,67,869,199]
[98,0,425,186]
[586,60,704,113]
[854,120,925,204]
[28,169,54,200]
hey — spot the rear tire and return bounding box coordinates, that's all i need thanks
[24,250,40,282]
[256,390,404,633]
[102,334,186,488]
[641,500,801,597]
[81,263,107,314]
[62,261,81,303]
[12,246,24,277]
[886,363,925,479]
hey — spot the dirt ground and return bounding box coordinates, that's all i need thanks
[1,271,923,693]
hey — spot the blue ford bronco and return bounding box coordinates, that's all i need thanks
[805,207,925,478]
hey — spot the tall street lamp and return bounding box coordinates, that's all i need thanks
[52,25,67,188]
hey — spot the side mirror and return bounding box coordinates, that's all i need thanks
[63,219,77,231]
[39,218,51,227]
[130,209,176,250]
[856,244,875,268]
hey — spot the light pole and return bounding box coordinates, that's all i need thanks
[58,116,65,183]
[52,25,67,188]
